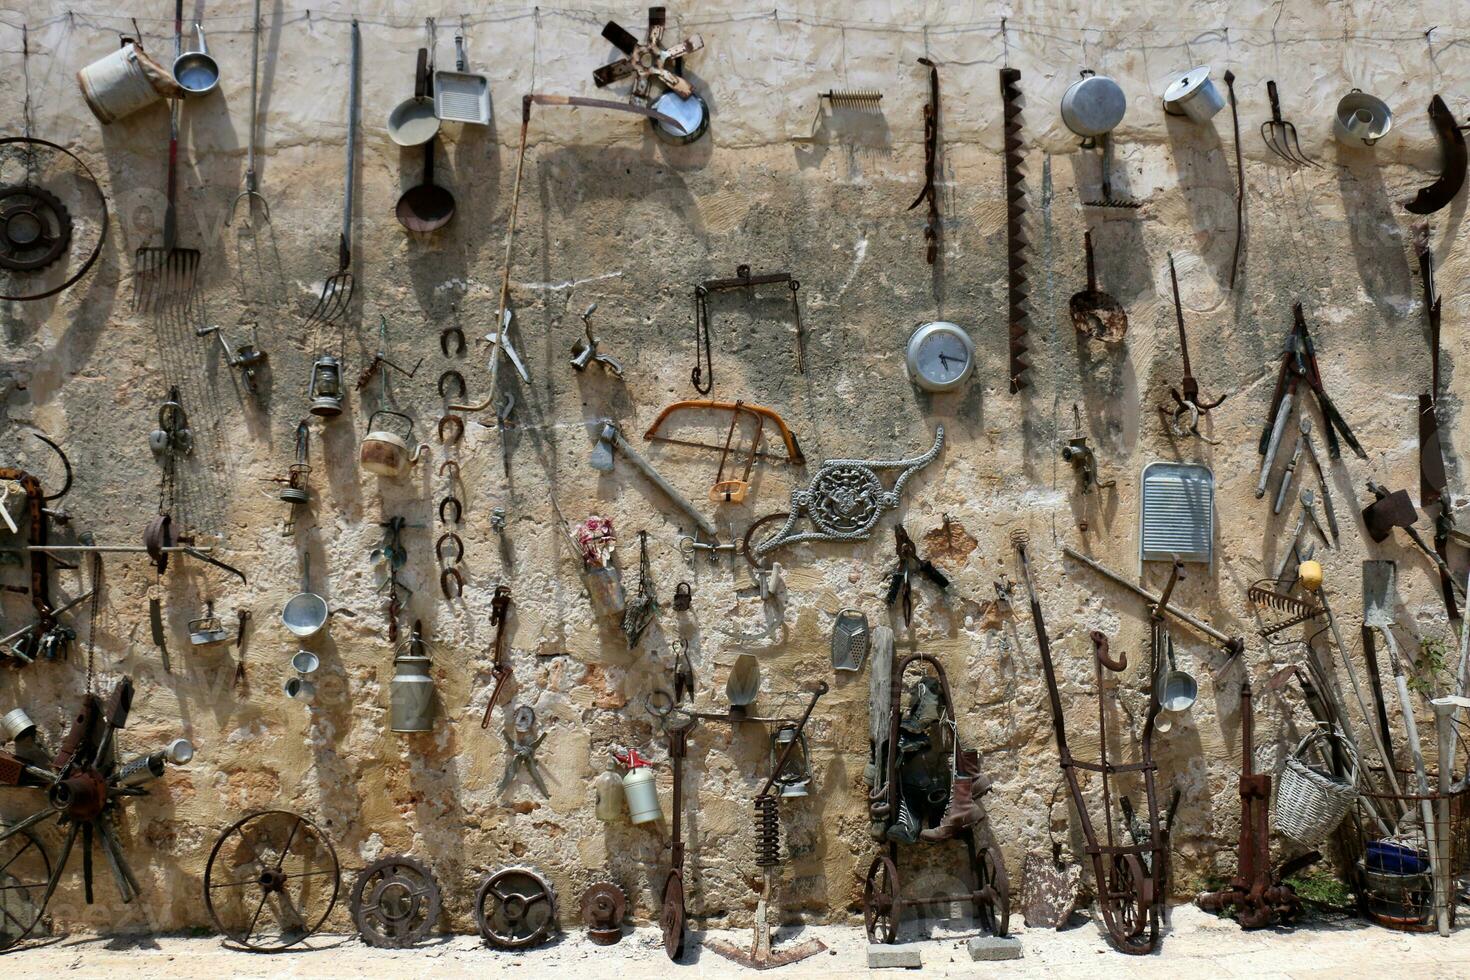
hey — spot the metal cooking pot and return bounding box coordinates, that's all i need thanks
[1162,66,1224,123]
[173,23,220,96]
[1334,88,1392,147]
[1061,70,1127,141]
[360,410,428,479]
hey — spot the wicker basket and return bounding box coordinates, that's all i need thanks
[1275,726,1359,846]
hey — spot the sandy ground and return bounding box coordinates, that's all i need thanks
[6,905,1468,979]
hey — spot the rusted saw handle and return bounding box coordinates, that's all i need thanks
[643,399,805,464]
[1092,630,1127,672]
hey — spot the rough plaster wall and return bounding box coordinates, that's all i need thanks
[1,0,1468,936]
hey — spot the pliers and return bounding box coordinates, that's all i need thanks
[885,525,949,625]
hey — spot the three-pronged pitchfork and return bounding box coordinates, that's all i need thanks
[306,21,359,328]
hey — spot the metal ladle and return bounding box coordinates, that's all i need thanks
[172,22,220,96]
[282,552,329,638]
[1154,634,1197,733]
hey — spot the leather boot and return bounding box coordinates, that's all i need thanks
[886,793,920,844]
[920,750,991,842]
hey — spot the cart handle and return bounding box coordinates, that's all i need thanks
[1093,630,1128,672]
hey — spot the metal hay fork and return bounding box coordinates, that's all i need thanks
[1261,80,1319,168]
[306,21,359,328]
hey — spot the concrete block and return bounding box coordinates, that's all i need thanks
[968,934,1024,961]
[867,944,922,969]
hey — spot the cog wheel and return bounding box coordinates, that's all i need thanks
[350,854,441,948]
[474,865,557,949]
[579,881,626,946]
[0,184,70,273]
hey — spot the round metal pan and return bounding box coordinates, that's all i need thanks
[387,48,440,148]
[396,137,455,232]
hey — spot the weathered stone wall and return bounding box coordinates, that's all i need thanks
[1,0,1466,936]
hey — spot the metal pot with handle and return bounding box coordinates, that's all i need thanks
[360,410,428,479]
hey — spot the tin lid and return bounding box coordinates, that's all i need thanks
[1163,66,1212,105]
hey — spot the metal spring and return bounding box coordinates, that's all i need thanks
[1008,528,1030,550]
[753,794,781,868]
[822,89,883,108]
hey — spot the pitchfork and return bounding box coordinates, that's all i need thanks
[1261,80,1319,168]
[306,21,359,327]
[132,2,200,312]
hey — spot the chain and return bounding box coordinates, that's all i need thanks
[86,553,102,695]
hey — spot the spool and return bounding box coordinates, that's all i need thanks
[77,41,181,124]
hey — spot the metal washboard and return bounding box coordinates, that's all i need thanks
[1139,462,1214,567]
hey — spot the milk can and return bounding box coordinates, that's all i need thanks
[616,748,662,824]
[390,622,434,733]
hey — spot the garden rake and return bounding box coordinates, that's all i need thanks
[306,21,359,328]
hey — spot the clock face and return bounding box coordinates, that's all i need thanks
[907,322,973,392]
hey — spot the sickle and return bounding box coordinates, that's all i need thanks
[31,433,72,502]
[1403,95,1467,215]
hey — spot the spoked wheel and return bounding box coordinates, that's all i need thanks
[975,844,1012,938]
[204,810,340,952]
[863,854,902,944]
[474,866,557,950]
[350,855,441,948]
[660,870,685,961]
[0,827,52,950]
[1099,853,1158,955]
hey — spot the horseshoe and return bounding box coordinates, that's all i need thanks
[438,459,460,480]
[438,415,464,445]
[438,370,467,399]
[1403,95,1468,215]
[441,566,464,599]
[436,531,464,565]
[441,327,466,357]
[439,496,462,525]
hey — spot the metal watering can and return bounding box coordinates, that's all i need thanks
[360,410,429,479]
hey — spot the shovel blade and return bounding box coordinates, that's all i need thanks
[1362,560,1397,627]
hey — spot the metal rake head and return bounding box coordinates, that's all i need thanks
[132,245,200,313]
[306,269,354,327]
[1260,80,1320,168]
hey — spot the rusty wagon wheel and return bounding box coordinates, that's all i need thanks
[660,869,685,960]
[0,826,52,950]
[975,842,1011,938]
[204,810,341,952]
[474,866,557,950]
[863,854,902,944]
[1099,852,1158,955]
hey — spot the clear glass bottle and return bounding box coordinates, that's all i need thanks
[594,761,625,821]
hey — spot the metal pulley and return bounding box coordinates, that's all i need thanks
[351,854,442,948]
[149,387,192,458]
[580,881,626,945]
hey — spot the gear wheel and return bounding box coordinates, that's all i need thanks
[579,881,626,946]
[0,184,71,272]
[473,865,557,949]
[350,854,441,948]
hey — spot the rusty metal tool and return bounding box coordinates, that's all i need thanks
[1197,666,1318,928]
[1000,67,1029,390]
[1415,226,1448,506]
[1062,547,1243,656]
[1224,71,1244,287]
[481,586,514,726]
[227,0,269,223]
[570,304,624,376]
[1084,131,1141,209]
[498,705,548,797]
[704,681,829,969]
[1260,304,1365,463]
[305,21,359,328]
[1062,404,1115,497]
[1272,416,1308,514]
[1069,230,1127,342]
[1260,79,1318,167]
[644,400,804,504]
[1402,95,1467,215]
[132,1,198,313]
[909,58,940,265]
[1160,254,1224,442]
[690,266,804,394]
[884,525,948,626]
[1362,482,1463,616]
[1274,488,1330,585]
[1014,532,1161,952]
